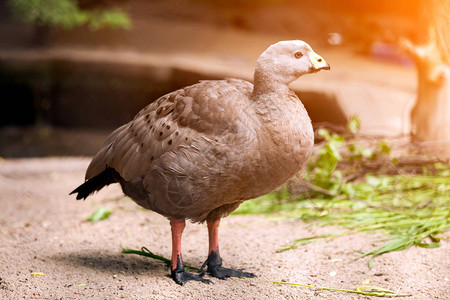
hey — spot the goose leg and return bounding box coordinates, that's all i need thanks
[202,218,256,279]
[169,218,210,285]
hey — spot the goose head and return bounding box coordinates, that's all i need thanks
[254,40,330,88]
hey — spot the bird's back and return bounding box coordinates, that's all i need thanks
[86,79,253,179]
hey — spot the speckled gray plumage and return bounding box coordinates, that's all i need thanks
[83,40,328,223]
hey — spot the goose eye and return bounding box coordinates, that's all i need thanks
[294,51,303,59]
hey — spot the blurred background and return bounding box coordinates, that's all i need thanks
[0,0,448,157]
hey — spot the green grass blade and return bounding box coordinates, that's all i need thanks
[122,247,201,271]
[267,281,411,297]
[87,207,111,221]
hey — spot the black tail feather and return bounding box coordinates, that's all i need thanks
[70,167,122,200]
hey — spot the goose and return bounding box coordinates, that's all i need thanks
[71,40,330,285]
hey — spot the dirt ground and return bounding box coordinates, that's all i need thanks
[0,156,448,299]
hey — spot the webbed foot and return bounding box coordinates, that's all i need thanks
[171,256,211,285]
[201,250,256,280]
[171,268,211,285]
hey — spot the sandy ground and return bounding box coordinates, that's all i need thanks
[0,157,448,299]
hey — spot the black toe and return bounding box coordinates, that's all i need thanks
[171,255,211,285]
[202,250,256,280]
[208,265,255,280]
[171,269,211,285]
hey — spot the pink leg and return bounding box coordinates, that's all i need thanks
[207,218,220,255]
[170,218,185,271]
[169,218,210,285]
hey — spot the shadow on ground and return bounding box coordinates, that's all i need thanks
[51,250,168,275]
